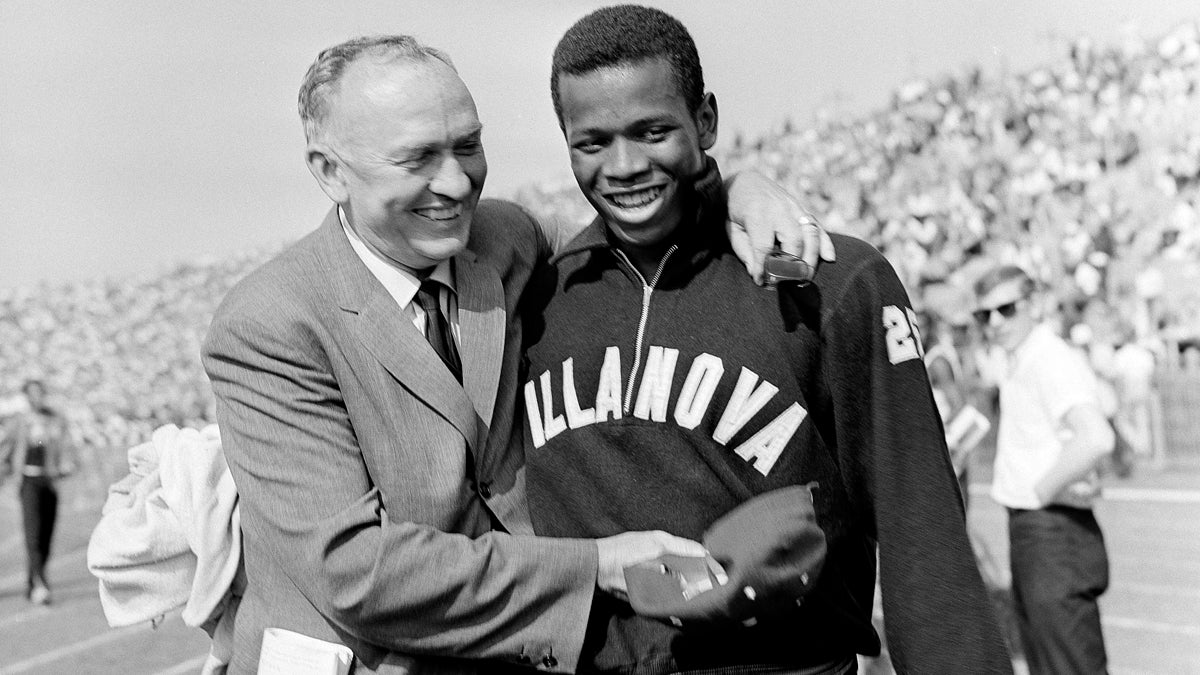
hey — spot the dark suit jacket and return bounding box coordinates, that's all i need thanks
[202,201,596,674]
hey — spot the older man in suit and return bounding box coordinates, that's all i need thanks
[203,35,824,674]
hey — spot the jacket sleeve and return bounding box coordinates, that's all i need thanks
[823,253,1012,674]
[202,298,596,672]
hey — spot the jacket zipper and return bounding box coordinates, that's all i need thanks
[612,245,678,414]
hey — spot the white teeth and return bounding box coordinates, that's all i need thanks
[608,187,663,208]
[415,205,463,221]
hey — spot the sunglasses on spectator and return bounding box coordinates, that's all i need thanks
[973,300,1020,324]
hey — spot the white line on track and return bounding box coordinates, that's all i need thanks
[1112,554,1200,574]
[969,483,1200,503]
[1116,581,1200,598]
[0,605,51,630]
[151,653,210,675]
[1102,486,1200,503]
[0,624,143,673]
[1103,615,1200,637]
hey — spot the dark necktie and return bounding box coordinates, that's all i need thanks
[416,278,462,382]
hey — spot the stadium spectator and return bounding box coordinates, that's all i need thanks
[974,264,1114,674]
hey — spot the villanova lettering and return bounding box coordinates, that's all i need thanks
[524,346,807,476]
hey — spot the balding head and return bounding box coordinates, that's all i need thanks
[298,35,456,145]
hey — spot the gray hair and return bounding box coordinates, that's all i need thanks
[298,35,456,143]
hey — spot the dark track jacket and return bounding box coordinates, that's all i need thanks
[517,161,1012,674]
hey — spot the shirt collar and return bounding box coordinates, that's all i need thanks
[339,206,455,311]
[1006,322,1056,375]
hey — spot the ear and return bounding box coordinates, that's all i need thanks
[305,142,350,204]
[695,92,718,150]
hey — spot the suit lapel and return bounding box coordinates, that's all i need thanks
[455,254,505,433]
[313,209,480,450]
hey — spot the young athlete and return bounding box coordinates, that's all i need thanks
[518,5,1012,673]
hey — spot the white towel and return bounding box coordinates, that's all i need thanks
[87,423,241,670]
[156,424,241,626]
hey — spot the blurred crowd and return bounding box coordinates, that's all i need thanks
[0,251,273,486]
[716,22,1200,361]
[3,22,1200,485]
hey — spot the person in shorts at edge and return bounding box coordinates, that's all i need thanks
[517,5,1013,674]
[974,265,1113,674]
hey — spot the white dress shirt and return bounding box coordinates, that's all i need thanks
[992,323,1103,509]
[339,207,460,344]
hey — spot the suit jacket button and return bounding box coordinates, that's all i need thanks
[478,481,492,499]
[541,654,557,668]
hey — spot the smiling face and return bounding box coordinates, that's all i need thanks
[557,58,716,259]
[313,57,486,271]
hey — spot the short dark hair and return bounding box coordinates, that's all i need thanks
[551,4,704,123]
[974,265,1037,300]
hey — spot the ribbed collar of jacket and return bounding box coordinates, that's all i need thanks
[549,154,731,271]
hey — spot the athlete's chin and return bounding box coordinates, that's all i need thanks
[414,234,470,265]
[603,210,679,243]
[610,224,675,251]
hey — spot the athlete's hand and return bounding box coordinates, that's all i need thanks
[725,170,836,285]
[596,531,707,601]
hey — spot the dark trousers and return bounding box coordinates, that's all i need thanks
[19,476,58,593]
[1008,505,1108,675]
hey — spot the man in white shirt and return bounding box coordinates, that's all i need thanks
[974,265,1114,675]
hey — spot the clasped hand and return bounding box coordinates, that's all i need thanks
[595,530,706,601]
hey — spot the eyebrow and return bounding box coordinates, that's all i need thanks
[391,125,484,157]
[456,125,484,143]
[569,115,675,138]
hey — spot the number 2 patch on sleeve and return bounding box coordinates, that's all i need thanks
[882,305,924,365]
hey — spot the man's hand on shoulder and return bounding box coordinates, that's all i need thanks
[724,169,836,285]
[595,531,707,601]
